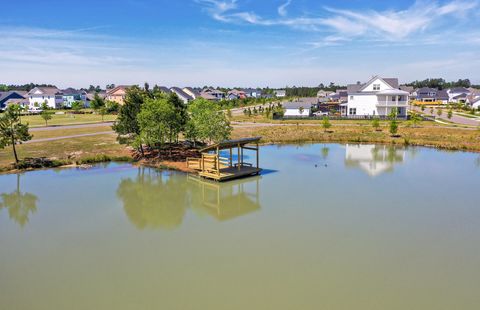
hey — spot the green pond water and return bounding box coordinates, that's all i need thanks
[1,144,480,310]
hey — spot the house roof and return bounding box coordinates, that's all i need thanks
[283,101,313,109]
[347,84,363,94]
[62,88,86,95]
[357,76,399,91]
[452,93,468,99]
[0,91,26,103]
[200,137,262,152]
[200,92,217,100]
[449,87,470,93]
[28,87,63,96]
[170,87,193,100]
[183,87,200,96]
[106,85,130,95]
[399,86,414,93]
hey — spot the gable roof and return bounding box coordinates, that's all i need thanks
[106,85,130,95]
[283,101,313,109]
[0,91,26,103]
[62,88,87,95]
[358,76,399,91]
[449,87,470,94]
[27,87,63,96]
[170,87,193,100]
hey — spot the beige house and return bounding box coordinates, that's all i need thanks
[106,86,130,105]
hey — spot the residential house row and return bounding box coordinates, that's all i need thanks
[106,85,286,105]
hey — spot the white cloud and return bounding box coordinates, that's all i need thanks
[278,0,292,17]
[196,0,479,42]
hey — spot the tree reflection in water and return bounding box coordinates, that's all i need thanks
[117,167,189,230]
[0,174,38,227]
[117,167,261,230]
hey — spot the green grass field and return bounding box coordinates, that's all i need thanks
[20,113,117,127]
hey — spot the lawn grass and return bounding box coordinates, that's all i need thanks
[31,126,114,140]
[20,113,117,127]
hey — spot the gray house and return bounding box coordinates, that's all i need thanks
[0,91,27,110]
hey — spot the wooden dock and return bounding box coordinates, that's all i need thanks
[187,137,262,182]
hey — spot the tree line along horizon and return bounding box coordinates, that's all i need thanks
[1,78,476,97]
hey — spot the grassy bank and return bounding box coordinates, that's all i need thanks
[232,124,480,152]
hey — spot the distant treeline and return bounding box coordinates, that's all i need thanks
[404,78,478,90]
[286,83,345,97]
[0,83,56,92]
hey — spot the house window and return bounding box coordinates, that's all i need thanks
[373,84,380,91]
[349,108,357,115]
[350,96,354,100]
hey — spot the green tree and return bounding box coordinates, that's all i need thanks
[90,93,105,112]
[372,117,380,131]
[447,110,453,119]
[99,106,107,122]
[71,101,83,115]
[0,106,32,163]
[40,110,52,126]
[430,107,434,114]
[436,108,443,117]
[389,109,399,136]
[410,111,421,128]
[41,101,49,111]
[112,86,147,155]
[322,116,331,132]
[166,93,188,142]
[186,98,232,144]
[137,97,181,150]
[421,105,425,112]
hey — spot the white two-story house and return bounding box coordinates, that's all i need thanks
[345,76,409,118]
[27,87,64,109]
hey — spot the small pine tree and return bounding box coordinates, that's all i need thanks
[322,116,332,132]
[447,110,453,119]
[40,110,52,126]
[372,117,380,131]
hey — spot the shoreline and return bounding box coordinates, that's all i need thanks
[1,138,479,175]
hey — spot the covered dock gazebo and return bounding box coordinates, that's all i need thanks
[187,137,262,181]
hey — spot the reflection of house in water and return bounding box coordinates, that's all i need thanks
[188,175,261,221]
[345,144,405,177]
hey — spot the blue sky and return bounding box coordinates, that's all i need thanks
[1,0,479,88]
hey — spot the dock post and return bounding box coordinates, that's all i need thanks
[256,142,259,168]
[237,143,241,171]
[216,146,220,176]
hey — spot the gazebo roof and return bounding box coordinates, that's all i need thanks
[200,137,262,152]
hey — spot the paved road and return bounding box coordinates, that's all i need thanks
[412,106,479,126]
[27,131,114,143]
[30,122,114,132]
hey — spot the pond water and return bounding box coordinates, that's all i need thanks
[1,144,480,310]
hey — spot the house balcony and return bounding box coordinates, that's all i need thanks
[376,101,409,107]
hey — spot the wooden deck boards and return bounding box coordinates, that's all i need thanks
[198,166,261,181]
